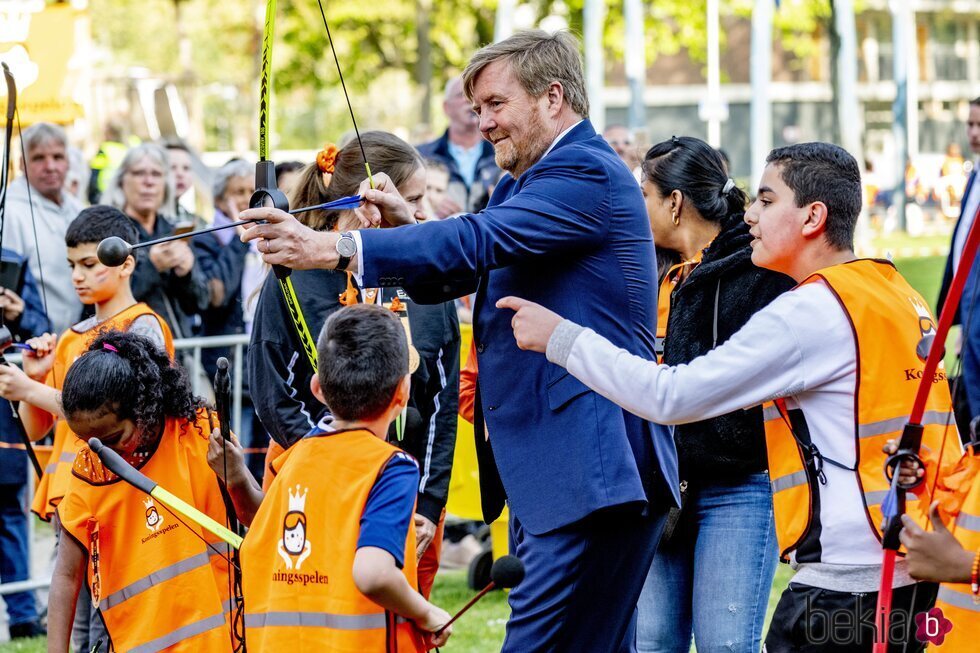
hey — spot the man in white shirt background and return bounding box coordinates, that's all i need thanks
[2,123,84,335]
[417,77,500,217]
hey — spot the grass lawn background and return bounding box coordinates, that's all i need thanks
[0,255,947,653]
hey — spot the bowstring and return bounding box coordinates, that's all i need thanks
[15,109,50,326]
[315,0,374,188]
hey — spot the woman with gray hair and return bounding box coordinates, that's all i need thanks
[103,142,208,338]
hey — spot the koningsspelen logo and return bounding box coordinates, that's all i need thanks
[914,607,953,646]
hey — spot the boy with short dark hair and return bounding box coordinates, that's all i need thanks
[499,142,963,652]
[212,304,451,651]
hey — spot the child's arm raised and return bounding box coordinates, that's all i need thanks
[47,532,86,653]
[353,547,452,646]
[207,428,264,526]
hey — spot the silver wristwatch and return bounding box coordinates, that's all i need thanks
[336,232,357,271]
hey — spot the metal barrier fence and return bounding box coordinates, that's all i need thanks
[0,333,252,598]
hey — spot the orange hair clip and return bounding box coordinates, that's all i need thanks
[317,143,340,174]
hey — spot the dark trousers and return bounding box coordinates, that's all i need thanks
[502,506,668,653]
[765,581,939,652]
[0,483,37,626]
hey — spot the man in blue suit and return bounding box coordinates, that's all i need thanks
[243,30,678,652]
[939,96,980,426]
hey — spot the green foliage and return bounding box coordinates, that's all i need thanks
[84,2,862,151]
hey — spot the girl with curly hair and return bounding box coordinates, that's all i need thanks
[48,329,237,653]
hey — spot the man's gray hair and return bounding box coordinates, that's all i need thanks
[462,30,589,118]
[444,76,462,101]
[212,160,253,201]
[102,142,175,216]
[21,122,68,153]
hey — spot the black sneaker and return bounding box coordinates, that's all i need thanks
[9,620,46,639]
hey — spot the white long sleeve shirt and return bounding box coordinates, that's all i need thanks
[547,280,915,590]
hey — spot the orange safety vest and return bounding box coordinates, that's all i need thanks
[242,428,426,652]
[33,303,174,521]
[763,260,962,560]
[655,253,704,362]
[934,446,980,649]
[58,409,234,653]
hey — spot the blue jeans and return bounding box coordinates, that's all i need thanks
[0,484,38,626]
[637,472,778,653]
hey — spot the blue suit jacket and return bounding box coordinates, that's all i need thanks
[360,121,679,534]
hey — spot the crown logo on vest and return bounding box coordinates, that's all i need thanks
[278,485,312,570]
[143,496,164,532]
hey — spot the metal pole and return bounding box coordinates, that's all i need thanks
[750,0,774,189]
[906,5,919,162]
[706,0,721,147]
[624,0,646,134]
[890,0,908,231]
[233,343,244,436]
[584,0,606,131]
[834,0,863,165]
[494,0,516,43]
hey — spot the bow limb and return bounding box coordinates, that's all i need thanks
[0,65,42,480]
[872,202,980,652]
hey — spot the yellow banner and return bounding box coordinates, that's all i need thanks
[0,4,84,126]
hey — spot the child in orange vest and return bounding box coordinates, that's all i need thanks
[49,329,236,653]
[210,304,452,651]
[890,437,980,651]
[0,206,175,651]
[0,205,174,522]
[498,142,964,652]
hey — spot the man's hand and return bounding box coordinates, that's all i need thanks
[239,207,340,270]
[207,428,249,489]
[354,173,417,229]
[496,296,564,354]
[417,603,452,649]
[900,501,973,584]
[414,514,437,560]
[0,287,25,322]
[22,333,56,381]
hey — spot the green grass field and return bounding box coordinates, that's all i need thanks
[0,254,948,653]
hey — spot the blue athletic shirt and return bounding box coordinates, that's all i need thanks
[306,417,419,568]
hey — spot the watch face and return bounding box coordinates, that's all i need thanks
[337,237,356,257]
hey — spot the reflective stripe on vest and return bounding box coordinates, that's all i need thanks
[129,609,228,653]
[763,260,961,561]
[857,410,955,439]
[245,611,387,630]
[771,470,808,494]
[44,451,77,474]
[101,548,224,611]
[956,510,980,531]
[937,586,980,612]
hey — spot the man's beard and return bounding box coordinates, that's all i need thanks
[493,108,551,178]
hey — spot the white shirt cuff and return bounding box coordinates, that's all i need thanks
[351,230,365,287]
